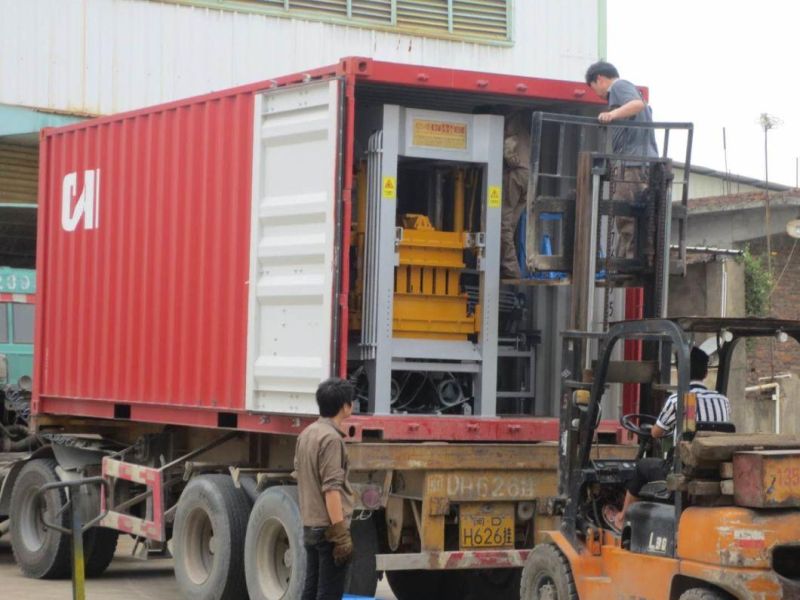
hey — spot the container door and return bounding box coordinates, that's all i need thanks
[246,80,343,414]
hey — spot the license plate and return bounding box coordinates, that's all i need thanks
[459,503,514,549]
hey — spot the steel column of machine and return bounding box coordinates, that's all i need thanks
[474,114,504,416]
[370,106,400,414]
[362,131,381,361]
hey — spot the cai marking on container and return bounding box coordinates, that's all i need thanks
[62,169,101,231]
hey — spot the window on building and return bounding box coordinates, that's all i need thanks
[167,1,511,43]
[11,304,34,344]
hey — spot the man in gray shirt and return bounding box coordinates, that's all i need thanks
[585,61,658,258]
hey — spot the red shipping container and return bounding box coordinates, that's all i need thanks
[35,57,613,442]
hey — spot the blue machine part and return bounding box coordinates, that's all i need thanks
[516,212,567,280]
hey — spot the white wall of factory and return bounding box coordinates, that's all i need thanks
[0,0,603,116]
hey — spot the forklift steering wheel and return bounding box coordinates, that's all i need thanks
[620,413,657,439]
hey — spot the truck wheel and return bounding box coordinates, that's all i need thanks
[520,544,577,600]
[84,527,119,577]
[9,458,71,579]
[679,589,730,600]
[345,516,379,597]
[244,485,305,600]
[173,475,251,600]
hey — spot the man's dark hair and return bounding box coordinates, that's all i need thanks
[316,377,355,417]
[690,347,710,381]
[585,61,620,85]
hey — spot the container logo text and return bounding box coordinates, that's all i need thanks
[62,169,100,232]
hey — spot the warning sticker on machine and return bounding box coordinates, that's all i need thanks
[382,176,397,199]
[734,529,766,548]
[488,185,502,208]
[412,119,468,149]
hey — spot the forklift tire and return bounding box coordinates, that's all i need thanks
[84,527,119,577]
[679,589,730,600]
[173,475,251,600]
[9,458,72,579]
[520,544,577,600]
[344,516,379,597]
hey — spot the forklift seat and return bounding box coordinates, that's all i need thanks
[695,421,736,433]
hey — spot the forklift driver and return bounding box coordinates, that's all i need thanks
[612,347,731,531]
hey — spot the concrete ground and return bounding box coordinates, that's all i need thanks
[0,534,396,600]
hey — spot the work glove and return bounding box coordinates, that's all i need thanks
[324,520,353,566]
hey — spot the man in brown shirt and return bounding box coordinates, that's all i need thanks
[294,378,355,600]
[501,109,532,280]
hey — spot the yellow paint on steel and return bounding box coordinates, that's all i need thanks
[347,442,635,471]
[421,473,446,552]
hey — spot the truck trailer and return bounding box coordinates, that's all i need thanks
[0,57,685,600]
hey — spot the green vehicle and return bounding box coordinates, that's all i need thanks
[0,267,35,426]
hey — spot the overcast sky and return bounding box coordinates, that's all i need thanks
[607,0,799,187]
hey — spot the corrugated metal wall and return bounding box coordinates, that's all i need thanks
[0,0,600,116]
[36,89,255,411]
[0,143,38,203]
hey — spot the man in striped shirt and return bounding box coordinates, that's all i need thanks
[612,347,731,531]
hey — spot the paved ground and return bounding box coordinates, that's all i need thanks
[0,534,396,599]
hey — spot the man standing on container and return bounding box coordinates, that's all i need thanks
[295,378,356,600]
[585,61,659,258]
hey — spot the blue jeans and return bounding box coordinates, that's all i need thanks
[302,527,348,600]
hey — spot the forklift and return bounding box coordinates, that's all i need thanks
[518,114,800,598]
[521,317,800,599]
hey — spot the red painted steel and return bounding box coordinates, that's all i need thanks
[622,287,644,421]
[101,457,166,541]
[35,57,616,442]
[35,89,255,414]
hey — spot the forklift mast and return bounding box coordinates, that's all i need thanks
[523,113,694,540]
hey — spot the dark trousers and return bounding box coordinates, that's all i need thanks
[302,527,347,600]
[626,457,668,496]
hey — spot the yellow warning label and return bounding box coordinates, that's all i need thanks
[412,119,468,150]
[488,185,502,208]
[382,176,397,199]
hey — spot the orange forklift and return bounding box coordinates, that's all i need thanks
[521,317,800,599]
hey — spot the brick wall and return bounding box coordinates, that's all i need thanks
[745,233,800,383]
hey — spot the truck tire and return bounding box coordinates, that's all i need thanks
[9,458,71,579]
[244,485,306,600]
[520,544,577,600]
[344,516,379,597]
[173,475,251,600]
[679,589,730,600]
[84,527,119,577]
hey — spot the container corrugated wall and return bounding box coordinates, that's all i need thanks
[35,89,256,412]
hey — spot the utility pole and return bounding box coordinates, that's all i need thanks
[759,113,781,381]
[759,113,781,286]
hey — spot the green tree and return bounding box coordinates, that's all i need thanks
[740,246,772,317]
